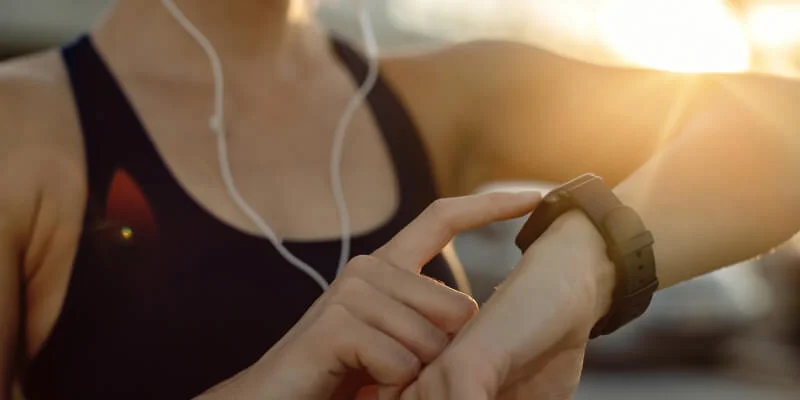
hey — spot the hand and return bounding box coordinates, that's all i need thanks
[194,192,542,400]
[401,211,616,400]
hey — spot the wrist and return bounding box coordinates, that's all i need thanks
[548,210,616,325]
[515,174,658,338]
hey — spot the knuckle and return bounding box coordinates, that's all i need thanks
[427,199,455,232]
[318,303,353,330]
[343,254,378,276]
[428,198,451,219]
[332,276,371,301]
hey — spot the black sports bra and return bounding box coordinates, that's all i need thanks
[22,35,457,399]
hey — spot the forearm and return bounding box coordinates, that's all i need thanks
[613,74,800,289]
[467,112,800,395]
[408,95,800,396]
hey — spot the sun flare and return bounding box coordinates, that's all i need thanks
[599,0,750,73]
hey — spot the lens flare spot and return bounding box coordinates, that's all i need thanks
[120,226,134,241]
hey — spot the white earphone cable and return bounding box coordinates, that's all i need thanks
[332,4,380,276]
[160,0,380,292]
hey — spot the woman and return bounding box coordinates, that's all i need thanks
[2,0,799,399]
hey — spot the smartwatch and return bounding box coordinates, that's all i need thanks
[515,174,659,338]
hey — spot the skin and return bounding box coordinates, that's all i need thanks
[196,192,542,400]
[401,30,800,400]
[2,0,800,399]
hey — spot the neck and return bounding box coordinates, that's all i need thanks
[94,0,327,80]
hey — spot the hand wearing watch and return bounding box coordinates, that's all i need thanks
[515,173,659,338]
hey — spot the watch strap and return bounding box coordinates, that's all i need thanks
[516,174,659,338]
[567,177,658,337]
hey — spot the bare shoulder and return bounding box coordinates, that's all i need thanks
[382,40,552,75]
[0,50,86,267]
[0,50,81,150]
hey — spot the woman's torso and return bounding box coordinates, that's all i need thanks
[8,32,467,399]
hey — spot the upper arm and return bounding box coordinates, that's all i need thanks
[453,42,800,280]
[458,41,713,189]
[0,54,68,397]
[0,90,39,400]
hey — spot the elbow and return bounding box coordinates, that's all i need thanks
[739,109,800,243]
[740,105,800,245]
[685,82,800,246]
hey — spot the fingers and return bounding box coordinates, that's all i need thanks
[316,192,539,399]
[374,191,541,273]
[320,255,479,399]
[343,255,478,333]
[319,305,422,388]
[330,274,449,364]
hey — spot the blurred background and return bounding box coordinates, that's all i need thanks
[2,0,800,399]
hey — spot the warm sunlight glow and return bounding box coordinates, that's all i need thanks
[747,4,800,49]
[599,0,751,72]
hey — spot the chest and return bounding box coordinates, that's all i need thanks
[22,73,456,396]
[23,43,457,377]
[125,73,401,241]
[23,207,408,399]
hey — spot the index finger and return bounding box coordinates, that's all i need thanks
[373,191,541,273]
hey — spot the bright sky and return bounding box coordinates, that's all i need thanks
[388,0,800,75]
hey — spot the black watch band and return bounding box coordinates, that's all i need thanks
[515,174,659,338]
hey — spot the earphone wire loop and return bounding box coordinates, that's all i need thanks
[160,0,381,291]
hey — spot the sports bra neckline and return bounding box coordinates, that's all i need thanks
[73,34,411,247]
